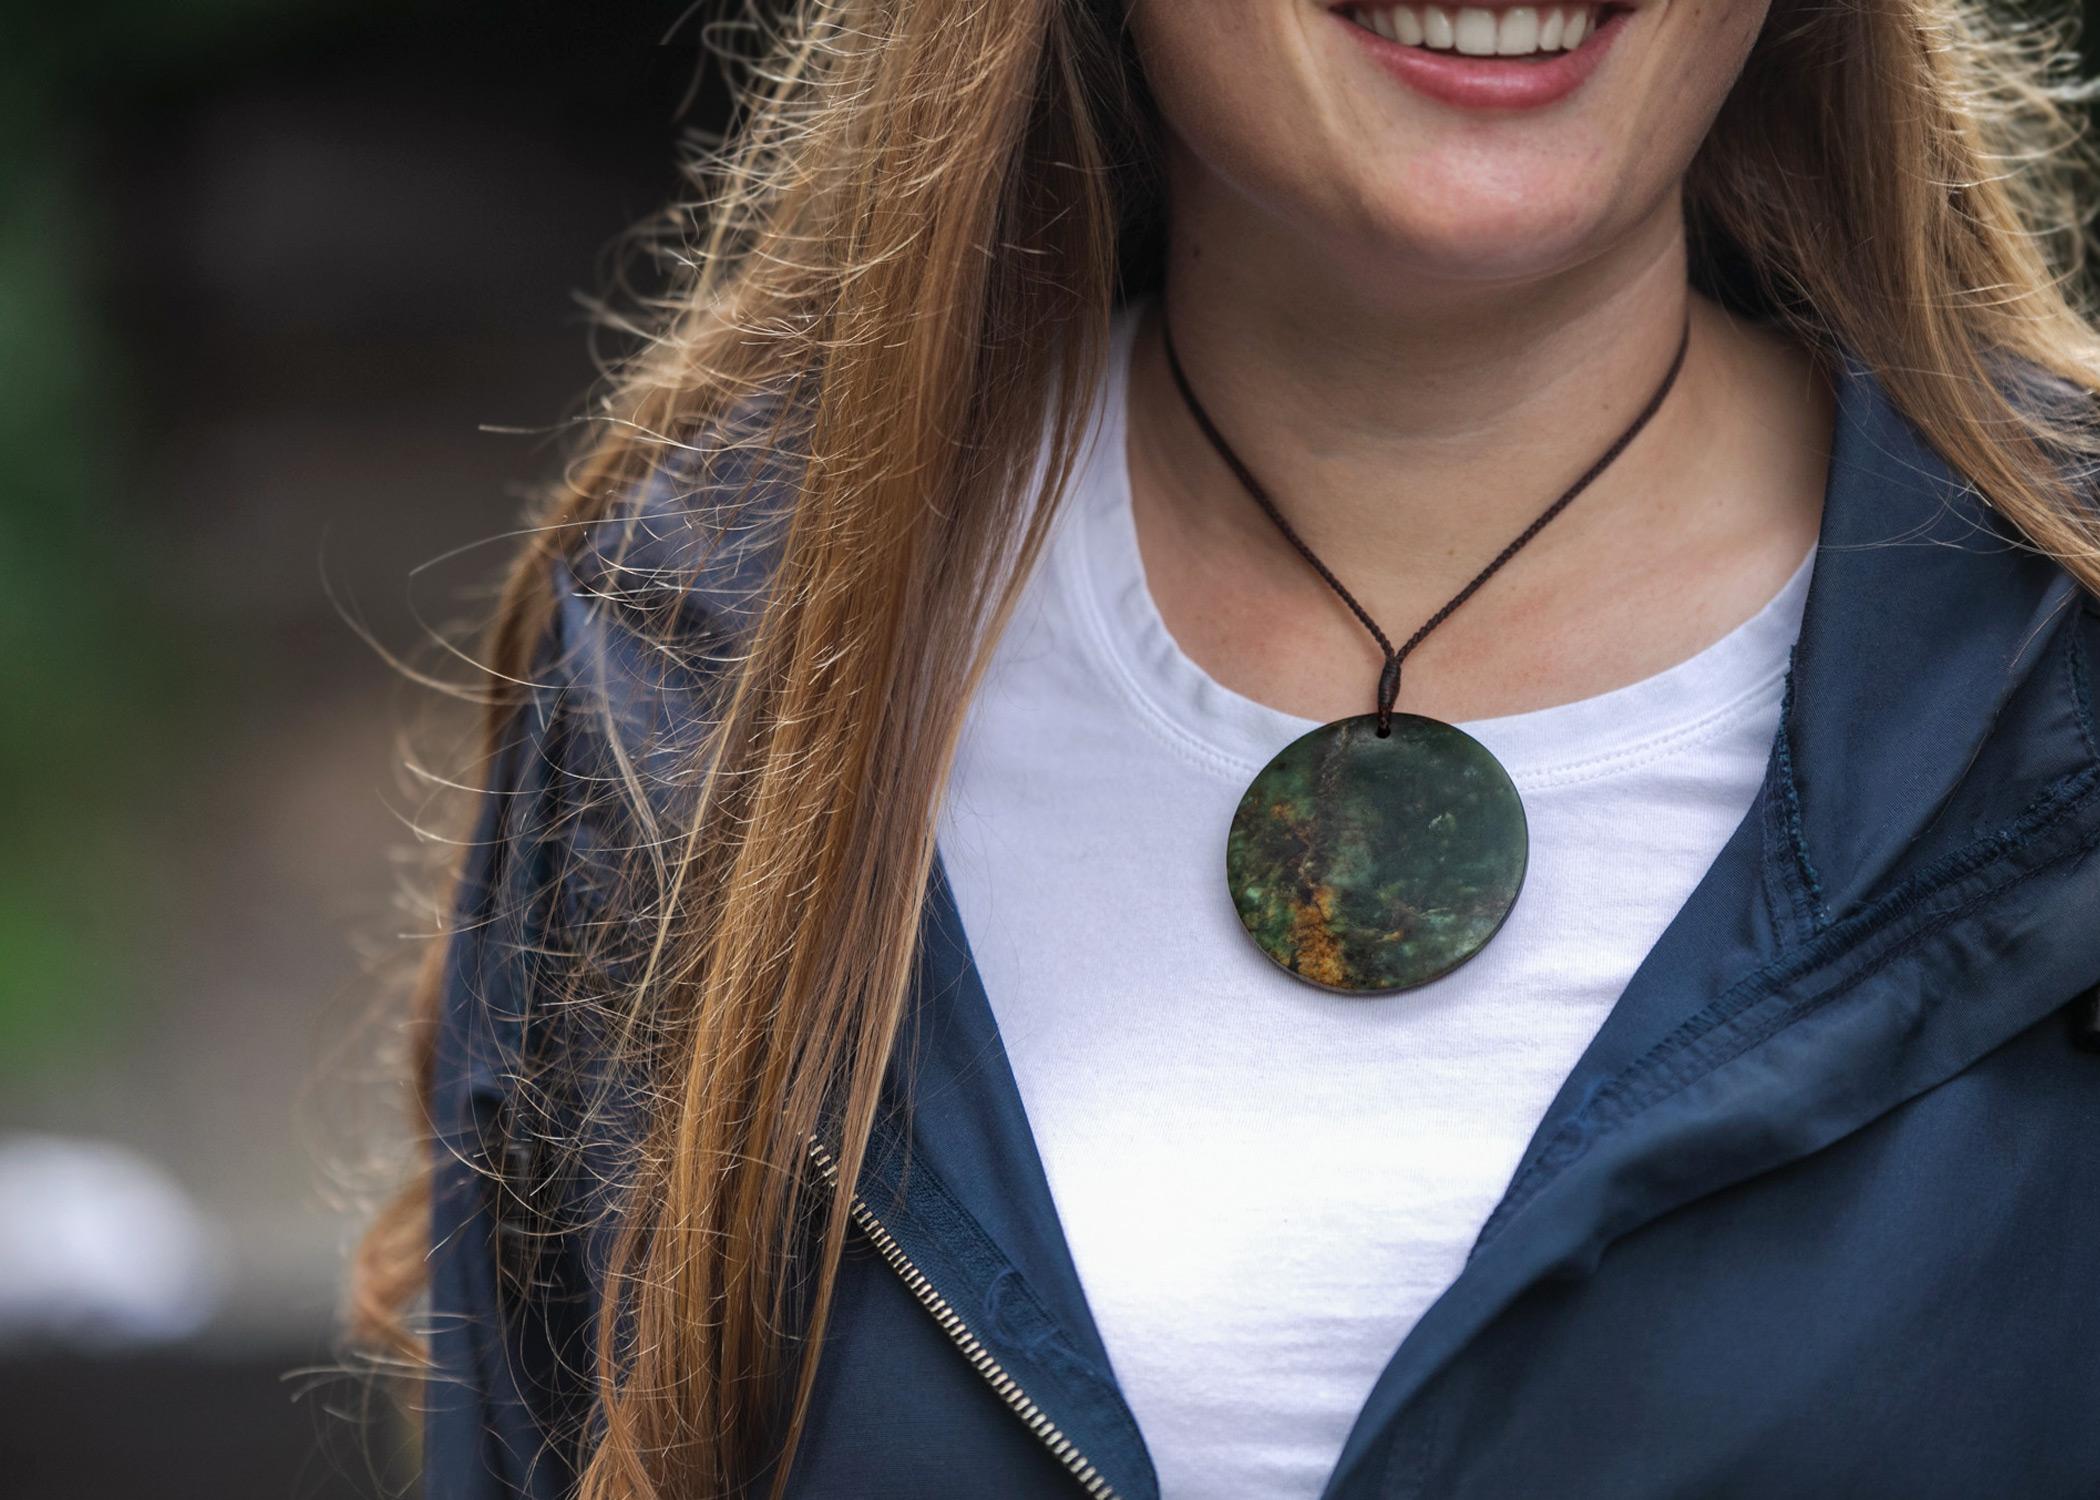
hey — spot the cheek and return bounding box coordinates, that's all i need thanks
[1130,1,1336,199]
[1130,0,1773,281]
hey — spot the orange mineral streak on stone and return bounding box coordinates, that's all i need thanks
[1290,883,1348,987]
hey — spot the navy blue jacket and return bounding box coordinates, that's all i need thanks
[423,343,2100,1499]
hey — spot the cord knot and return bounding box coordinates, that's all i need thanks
[1375,653,1401,736]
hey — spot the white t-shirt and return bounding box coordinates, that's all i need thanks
[933,297,1815,1499]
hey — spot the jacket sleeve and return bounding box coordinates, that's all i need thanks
[418,430,791,1498]
[421,601,598,1500]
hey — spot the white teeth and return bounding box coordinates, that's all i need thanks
[1495,6,1540,53]
[1348,3,1605,56]
[1453,7,1498,53]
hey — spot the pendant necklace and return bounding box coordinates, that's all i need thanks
[1158,305,1693,994]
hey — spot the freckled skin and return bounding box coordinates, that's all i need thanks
[1226,713,1527,992]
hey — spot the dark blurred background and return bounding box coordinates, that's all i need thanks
[4,4,726,1495]
[5,2,2099,1497]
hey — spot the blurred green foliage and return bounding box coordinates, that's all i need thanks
[1,3,381,1073]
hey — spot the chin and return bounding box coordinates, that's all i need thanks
[1351,184,1616,284]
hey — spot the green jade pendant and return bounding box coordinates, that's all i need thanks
[1225,712,1528,993]
[1158,297,1689,996]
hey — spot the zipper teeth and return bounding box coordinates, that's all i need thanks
[804,1137,1123,1500]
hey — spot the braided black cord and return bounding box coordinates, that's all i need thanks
[1157,303,1694,735]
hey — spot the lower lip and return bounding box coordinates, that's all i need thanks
[1329,7,1631,111]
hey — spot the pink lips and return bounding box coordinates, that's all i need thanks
[1329,5,1630,111]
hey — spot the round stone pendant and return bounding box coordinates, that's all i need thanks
[1225,712,1528,994]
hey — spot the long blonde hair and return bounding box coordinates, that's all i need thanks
[348,1,2100,1494]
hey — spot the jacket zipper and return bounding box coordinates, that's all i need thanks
[804,1136,1123,1499]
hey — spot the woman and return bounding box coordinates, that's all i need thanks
[351,0,2100,1496]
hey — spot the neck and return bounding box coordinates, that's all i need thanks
[1137,195,1713,598]
[1121,157,1832,721]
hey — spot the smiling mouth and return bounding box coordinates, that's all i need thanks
[1333,4,1629,60]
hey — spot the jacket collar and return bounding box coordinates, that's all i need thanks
[1787,348,2088,919]
[1506,345,2094,1140]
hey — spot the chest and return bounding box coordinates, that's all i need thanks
[934,592,1800,1499]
